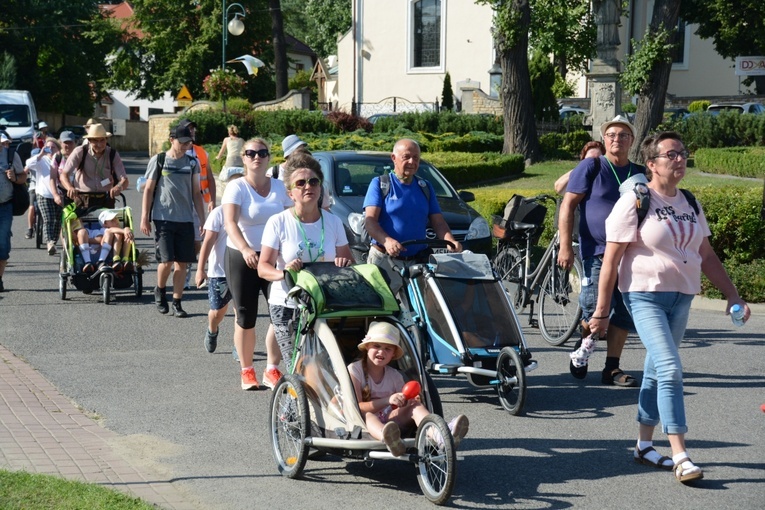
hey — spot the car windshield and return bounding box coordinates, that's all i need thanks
[0,105,31,127]
[333,159,454,199]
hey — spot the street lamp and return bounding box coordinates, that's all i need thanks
[222,1,246,112]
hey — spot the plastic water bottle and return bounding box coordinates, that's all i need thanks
[730,304,745,327]
[569,334,597,368]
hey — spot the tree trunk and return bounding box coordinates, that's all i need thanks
[497,0,540,163]
[629,0,681,163]
[269,0,289,98]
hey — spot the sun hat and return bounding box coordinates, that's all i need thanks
[220,166,245,182]
[59,131,76,143]
[83,123,112,139]
[98,209,119,224]
[0,132,10,143]
[170,124,193,143]
[282,134,307,158]
[38,121,48,129]
[358,321,404,360]
[600,114,637,140]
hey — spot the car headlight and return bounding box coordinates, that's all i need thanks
[348,212,365,236]
[465,216,490,240]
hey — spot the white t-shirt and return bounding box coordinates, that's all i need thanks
[261,208,349,307]
[27,154,55,198]
[347,361,405,401]
[222,178,291,251]
[203,206,227,278]
[606,187,711,295]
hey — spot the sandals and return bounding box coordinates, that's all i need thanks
[674,457,704,484]
[634,446,674,471]
[602,368,638,387]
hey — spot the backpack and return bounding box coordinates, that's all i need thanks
[75,146,118,184]
[633,182,700,227]
[269,164,280,179]
[360,173,432,246]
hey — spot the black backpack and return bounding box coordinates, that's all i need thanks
[634,183,700,227]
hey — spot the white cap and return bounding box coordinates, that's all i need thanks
[281,134,307,157]
[618,173,649,195]
[38,121,48,129]
[0,133,11,143]
[98,209,119,224]
[220,166,245,182]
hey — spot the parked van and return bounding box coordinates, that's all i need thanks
[0,90,39,160]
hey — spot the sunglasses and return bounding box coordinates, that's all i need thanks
[244,149,270,159]
[291,177,321,189]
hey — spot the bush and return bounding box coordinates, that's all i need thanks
[371,112,504,135]
[621,102,637,113]
[668,111,765,150]
[539,130,593,159]
[250,110,335,137]
[702,259,765,303]
[694,147,765,178]
[687,100,710,113]
[325,111,373,133]
[425,152,525,187]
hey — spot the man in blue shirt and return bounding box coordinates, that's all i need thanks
[363,138,460,292]
[558,116,644,387]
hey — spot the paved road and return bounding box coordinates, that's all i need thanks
[1,153,764,509]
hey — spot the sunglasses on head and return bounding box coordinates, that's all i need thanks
[244,148,270,159]
[291,177,321,189]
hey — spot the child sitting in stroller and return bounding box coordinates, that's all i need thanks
[348,321,469,456]
[73,209,134,273]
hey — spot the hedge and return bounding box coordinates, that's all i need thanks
[425,152,525,187]
[665,111,765,150]
[694,147,765,178]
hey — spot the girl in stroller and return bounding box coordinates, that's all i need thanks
[349,321,469,456]
[73,209,134,273]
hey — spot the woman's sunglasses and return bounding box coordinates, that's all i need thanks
[244,149,270,159]
[291,177,321,189]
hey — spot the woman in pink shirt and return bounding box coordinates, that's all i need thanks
[589,131,749,484]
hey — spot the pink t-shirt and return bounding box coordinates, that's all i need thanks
[347,361,405,401]
[606,187,711,295]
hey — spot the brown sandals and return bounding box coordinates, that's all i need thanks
[674,456,704,484]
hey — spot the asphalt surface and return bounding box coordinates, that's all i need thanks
[1,152,764,509]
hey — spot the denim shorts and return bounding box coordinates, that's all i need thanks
[579,255,634,331]
[207,277,232,311]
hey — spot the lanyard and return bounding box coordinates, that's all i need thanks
[293,209,325,263]
[604,157,632,186]
[92,149,106,179]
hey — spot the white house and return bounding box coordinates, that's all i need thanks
[329,0,752,116]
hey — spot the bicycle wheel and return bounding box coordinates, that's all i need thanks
[415,414,456,505]
[492,245,525,311]
[496,347,526,415]
[269,375,310,479]
[538,254,583,346]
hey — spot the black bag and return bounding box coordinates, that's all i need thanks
[11,182,29,216]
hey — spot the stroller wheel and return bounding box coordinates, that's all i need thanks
[496,347,526,415]
[415,414,456,505]
[269,375,310,479]
[58,274,67,300]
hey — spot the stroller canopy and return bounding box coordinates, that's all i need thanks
[287,263,399,319]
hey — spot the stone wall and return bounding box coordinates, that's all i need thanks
[459,86,502,115]
[252,89,311,111]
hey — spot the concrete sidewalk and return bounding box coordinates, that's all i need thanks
[0,343,198,510]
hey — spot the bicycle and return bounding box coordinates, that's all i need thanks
[491,194,583,346]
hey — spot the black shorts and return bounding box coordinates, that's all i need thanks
[154,220,195,263]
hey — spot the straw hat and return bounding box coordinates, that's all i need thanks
[83,123,112,139]
[358,322,404,360]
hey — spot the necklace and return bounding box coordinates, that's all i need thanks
[248,176,270,195]
[293,208,325,263]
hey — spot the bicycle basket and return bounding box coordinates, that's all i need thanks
[492,195,547,244]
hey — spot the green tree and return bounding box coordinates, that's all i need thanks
[530,0,596,78]
[478,0,540,162]
[282,0,351,58]
[528,50,559,121]
[622,0,681,162]
[0,0,119,114]
[681,1,765,93]
[0,52,17,89]
[102,0,275,103]
[441,72,454,111]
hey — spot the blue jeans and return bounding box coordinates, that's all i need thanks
[0,200,13,260]
[579,255,633,331]
[622,291,694,434]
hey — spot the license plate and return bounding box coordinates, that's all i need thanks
[433,248,448,254]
